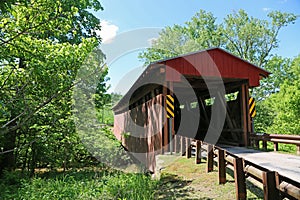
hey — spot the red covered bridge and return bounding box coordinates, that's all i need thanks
[112,47,270,172]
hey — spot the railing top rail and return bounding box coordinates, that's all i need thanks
[268,134,300,140]
[250,132,300,140]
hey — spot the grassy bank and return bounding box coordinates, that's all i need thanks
[0,168,158,200]
[0,156,268,200]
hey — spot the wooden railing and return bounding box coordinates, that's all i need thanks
[176,136,300,200]
[250,133,300,155]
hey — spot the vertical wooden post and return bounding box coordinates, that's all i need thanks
[162,86,168,153]
[206,144,214,173]
[273,142,278,152]
[275,171,280,192]
[241,84,250,147]
[218,149,226,184]
[180,136,185,156]
[195,140,201,164]
[159,93,164,155]
[255,139,260,149]
[174,134,177,153]
[263,140,267,151]
[169,118,173,154]
[262,171,279,200]
[234,157,246,200]
[186,138,191,158]
[169,81,175,154]
[297,145,300,155]
[175,135,180,153]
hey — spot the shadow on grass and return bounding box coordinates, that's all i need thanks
[210,157,263,199]
[156,173,214,200]
[225,167,264,199]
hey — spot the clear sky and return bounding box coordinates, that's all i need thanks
[94,0,300,94]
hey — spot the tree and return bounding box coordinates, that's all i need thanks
[253,55,293,99]
[220,10,296,67]
[0,0,106,174]
[139,9,296,67]
[264,55,300,134]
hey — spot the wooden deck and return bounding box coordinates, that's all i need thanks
[220,146,300,183]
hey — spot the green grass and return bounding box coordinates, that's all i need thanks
[0,168,158,200]
[255,141,297,154]
[156,155,264,199]
[1,154,283,200]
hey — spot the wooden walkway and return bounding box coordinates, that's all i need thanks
[220,145,300,183]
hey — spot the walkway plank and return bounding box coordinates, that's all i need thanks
[221,146,300,183]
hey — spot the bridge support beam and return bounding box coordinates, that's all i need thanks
[241,83,250,147]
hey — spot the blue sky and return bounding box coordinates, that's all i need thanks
[94,0,300,94]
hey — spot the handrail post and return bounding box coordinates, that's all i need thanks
[273,142,278,152]
[218,149,226,184]
[195,140,201,164]
[186,138,191,158]
[234,157,246,200]
[206,144,214,173]
[262,141,267,150]
[262,171,279,200]
[262,133,268,151]
[175,135,180,153]
[256,138,260,149]
[180,136,185,156]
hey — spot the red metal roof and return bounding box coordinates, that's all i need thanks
[157,48,270,87]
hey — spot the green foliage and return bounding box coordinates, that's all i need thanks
[0,169,158,200]
[102,172,157,199]
[139,9,296,67]
[253,55,293,99]
[96,93,123,125]
[254,55,300,134]
[265,55,300,134]
[220,10,296,67]
[77,126,132,168]
[253,100,275,133]
[0,0,112,174]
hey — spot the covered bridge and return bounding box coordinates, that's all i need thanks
[112,48,270,172]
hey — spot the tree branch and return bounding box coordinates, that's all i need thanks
[0,65,16,90]
[0,63,106,135]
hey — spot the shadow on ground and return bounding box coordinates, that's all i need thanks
[156,173,214,200]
